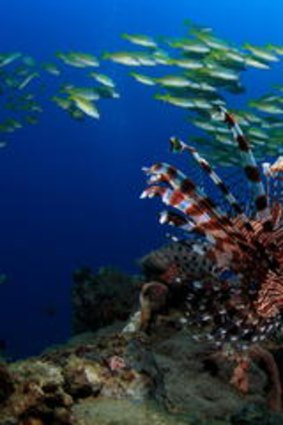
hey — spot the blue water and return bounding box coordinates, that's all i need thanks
[0,0,282,358]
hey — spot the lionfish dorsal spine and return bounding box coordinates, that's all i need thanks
[170,136,255,236]
[216,105,272,229]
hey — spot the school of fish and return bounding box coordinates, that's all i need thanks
[1,20,283,163]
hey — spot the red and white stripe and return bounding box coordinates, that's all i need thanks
[215,106,272,227]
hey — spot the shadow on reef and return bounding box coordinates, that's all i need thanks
[72,266,141,334]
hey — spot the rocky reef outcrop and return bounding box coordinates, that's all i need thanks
[72,266,140,334]
[1,318,283,425]
[1,260,283,425]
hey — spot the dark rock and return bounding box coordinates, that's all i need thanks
[0,362,14,404]
[72,267,140,334]
[231,403,283,425]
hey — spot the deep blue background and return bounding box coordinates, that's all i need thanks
[0,0,282,358]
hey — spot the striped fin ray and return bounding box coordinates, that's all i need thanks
[143,162,249,248]
[169,136,254,237]
[140,186,197,233]
[159,210,196,232]
[140,184,241,258]
[141,179,243,263]
[269,157,283,206]
[143,163,233,228]
[215,106,272,229]
[271,203,283,230]
[255,271,283,318]
[272,173,283,205]
[141,184,217,235]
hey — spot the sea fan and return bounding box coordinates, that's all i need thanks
[141,106,283,351]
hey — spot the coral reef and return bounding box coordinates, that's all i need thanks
[1,317,283,424]
[0,362,14,404]
[69,233,283,419]
[72,266,140,333]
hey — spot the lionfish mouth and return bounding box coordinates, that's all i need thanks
[141,105,283,351]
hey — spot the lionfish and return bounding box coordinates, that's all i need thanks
[141,106,283,351]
